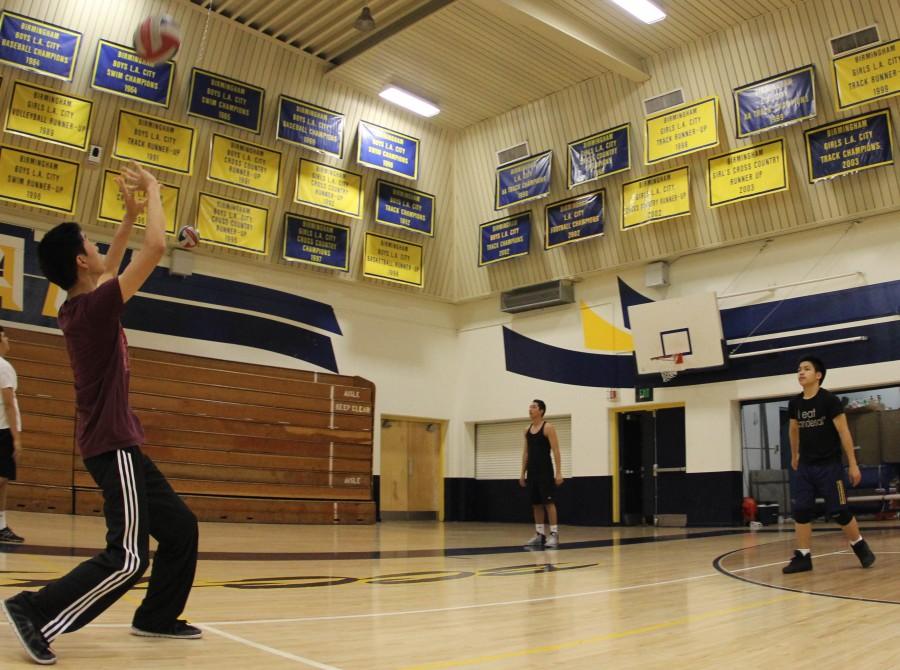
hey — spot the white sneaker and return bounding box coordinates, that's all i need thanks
[545,532,559,548]
[524,533,545,547]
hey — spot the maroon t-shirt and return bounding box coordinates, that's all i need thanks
[58,278,145,459]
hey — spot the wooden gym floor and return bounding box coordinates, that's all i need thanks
[1,512,898,668]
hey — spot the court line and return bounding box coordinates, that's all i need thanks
[203,624,344,669]
[397,593,798,670]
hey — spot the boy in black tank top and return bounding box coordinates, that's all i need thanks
[519,399,563,548]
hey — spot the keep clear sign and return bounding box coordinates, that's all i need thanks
[363,232,424,287]
[707,139,788,207]
[113,109,197,175]
[0,145,80,214]
[621,166,690,231]
[197,193,269,255]
[282,213,350,272]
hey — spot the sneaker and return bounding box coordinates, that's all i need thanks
[782,550,813,574]
[851,538,876,568]
[131,619,202,639]
[545,532,559,549]
[524,533,545,547]
[2,596,56,665]
[0,526,25,543]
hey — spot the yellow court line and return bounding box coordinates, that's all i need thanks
[400,594,797,670]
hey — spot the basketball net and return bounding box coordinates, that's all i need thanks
[660,352,684,383]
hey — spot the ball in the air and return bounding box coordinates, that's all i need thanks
[176,225,199,249]
[133,15,181,64]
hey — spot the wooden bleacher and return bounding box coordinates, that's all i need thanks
[5,327,375,524]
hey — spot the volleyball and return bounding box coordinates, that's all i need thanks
[133,15,181,64]
[176,225,200,249]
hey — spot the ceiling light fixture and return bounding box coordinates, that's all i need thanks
[379,86,440,117]
[609,0,666,24]
[354,6,376,32]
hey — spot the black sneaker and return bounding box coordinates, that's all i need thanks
[851,538,876,568]
[131,619,203,639]
[2,596,56,665]
[782,550,813,574]
[0,526,25,543]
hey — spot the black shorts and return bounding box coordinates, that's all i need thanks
[792,461,848,517]
[528,477,556,505]
[0,429,16,481]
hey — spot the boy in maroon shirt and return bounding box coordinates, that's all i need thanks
[3,163,200,665]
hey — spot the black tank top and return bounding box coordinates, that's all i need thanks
[526,422,553,478]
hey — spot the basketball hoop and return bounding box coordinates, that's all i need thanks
[652,352,685,383]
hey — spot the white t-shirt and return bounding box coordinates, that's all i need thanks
[0,357,21,431]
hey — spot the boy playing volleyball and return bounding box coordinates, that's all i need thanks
[3,163,200,665]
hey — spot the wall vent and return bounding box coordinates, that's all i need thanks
[830,25,880,57]
[501,280,574,314]
[644,89,685,115]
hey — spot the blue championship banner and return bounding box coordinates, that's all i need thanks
[544,190,605,250]
[188,68,264,133]
[277,95,344,158]
[734,65,816,137]
[283,213,350,272]
[567,124,630,187]
[495,151,552,210]
[357,121,420,180]
[0,11,81,81]
[91,40,174,107]
[479,212,531,266]
[804,109,894,183]
[375,180,435,237]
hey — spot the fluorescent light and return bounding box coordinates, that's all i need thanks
[610,0,666,24]
[379,86,440,117]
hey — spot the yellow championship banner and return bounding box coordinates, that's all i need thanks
[4,80,93,150]
[208,134,281,197]
[363,232,423,287]
[0,145,80,214]
[833,38,900,110]
[98,170,178,234]
[707,139,788,208]
[197,193,268,255]
[621,166,690,231]
[113,109,196,175]
[294,158,363,219]
[645,97,719,164]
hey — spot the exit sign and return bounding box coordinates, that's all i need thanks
[636,387,654,402]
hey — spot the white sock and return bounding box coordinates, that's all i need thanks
[550,525,559,534]
[798,548,810,556]
[851,536,863,546]
[0,511,6,528]
[535,524,545,535]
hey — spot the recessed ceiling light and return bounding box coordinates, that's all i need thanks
[379,86,440,117]
[610,0,666,24]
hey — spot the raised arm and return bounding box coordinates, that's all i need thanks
[98,171,144,284]
[116,163,167,302]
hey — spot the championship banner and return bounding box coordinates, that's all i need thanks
[0,11,81,81]
[282,213,350,272]
[357,121,419,180]
[567,124,630,187]
[98,169,178,234]
[833,38,900,110]
[495,151,552,210]
[621,166,690,231]
[4,80,93,150]
[707,139,788,208]
[208,134,281,197]
[479,212,531,266]
[645,97,719,165]
[188,68,264,133]
[197,193,268,255]
[544,190,605,249]
[113,110,197,176]
[277,95,344,158]
[0,145,79,214]
[804,109,894,183]
[375,180,434,236]
[91,40,174,107]
[294,159,362,219]
[363,232,424,287]
[734,65,816,137]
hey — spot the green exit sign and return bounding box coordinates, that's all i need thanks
[636,387,654,402]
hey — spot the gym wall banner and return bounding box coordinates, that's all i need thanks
[567,124,630,188]
[92,40,174,107]
[645,96,719,165]
[544,190,605,249]
[4,80,93,151]
[277,95,344,158]
[196,192,269,255]
[188,68,264,134]
[363,232,424,287]
[113,109,197,176]
[98,169,179,234]
[0,11,81,81]
[357,121,419,180]
[375,180,434,236]
[734,65,816,137]
[479,212,532,266]
[0,145,80,215]
[621,166,690,231]
[208,134,281,197]
[495,151,552,210]
[283,213,350,272]
[832,38,900,110]
[707,139,788,207]
[804,109,894,183]
[294,159,363,219]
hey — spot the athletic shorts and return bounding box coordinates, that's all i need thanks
[791,461,849,517]
[528,477,556,505]
[0,429,16,480]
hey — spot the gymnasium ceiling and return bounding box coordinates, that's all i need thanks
[188,0,804,129]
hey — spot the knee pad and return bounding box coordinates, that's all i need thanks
[793,508,814,524]
[833,509,854,526]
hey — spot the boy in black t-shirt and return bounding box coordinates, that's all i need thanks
[782,356,875,574]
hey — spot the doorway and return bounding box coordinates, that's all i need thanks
[614,405,686,525]
[379,418,443,520]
